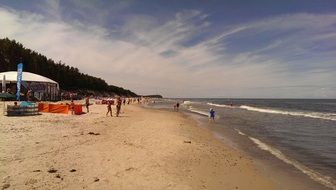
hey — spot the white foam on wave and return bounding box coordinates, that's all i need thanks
[188,106,223,119]
[183,101,196,105]
[234,129,246,136]
[240,105,336,121]
[207,102,234,108]
[249,136,335,189]
[187,106,209,117]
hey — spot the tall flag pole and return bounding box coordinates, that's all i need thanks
[1,74,5,93]
[16,62,23,101]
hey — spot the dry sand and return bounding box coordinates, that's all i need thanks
[1,103,281,189]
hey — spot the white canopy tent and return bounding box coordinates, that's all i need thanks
[0,71,59,101]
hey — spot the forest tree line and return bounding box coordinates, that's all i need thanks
[0,38,137,97]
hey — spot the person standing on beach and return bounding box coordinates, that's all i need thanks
[26,90,32,101]
[116,97,122,117]
[176,102,180,111]
[106,101,112,117]
[70,93,74,102]
[209,108,215,122]
[70,100,75,115]
[85,96,90,113]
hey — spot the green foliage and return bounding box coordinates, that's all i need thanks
[0,38,137,96]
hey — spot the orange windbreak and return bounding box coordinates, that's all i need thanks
[49,104,69,114]
[73,105,82,115]
[38,103,49,112]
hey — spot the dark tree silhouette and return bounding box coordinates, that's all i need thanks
[0,38,137,97]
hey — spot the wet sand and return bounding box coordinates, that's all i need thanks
[0,103,320,189]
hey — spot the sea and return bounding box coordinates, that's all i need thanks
[146,98,336,189]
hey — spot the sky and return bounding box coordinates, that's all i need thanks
[0,0,336,98]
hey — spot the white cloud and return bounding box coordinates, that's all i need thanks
[0,7,335,98]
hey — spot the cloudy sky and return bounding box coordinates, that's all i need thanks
[0,0,335,98]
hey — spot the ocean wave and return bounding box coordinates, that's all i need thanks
[183,101,197,105]
[240,105,336,121]
[234,129,247,136]
[187,107,209,117]
[187,107,223,120]
[207,102,234,108]
[248,136,335,189]
[164,98,178,102]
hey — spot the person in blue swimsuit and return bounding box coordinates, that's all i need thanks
[209,108,215,122]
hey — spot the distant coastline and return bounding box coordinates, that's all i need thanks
[142,95,163,98]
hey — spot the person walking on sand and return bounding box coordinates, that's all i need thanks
[85,96,90,113]
[116,97,122,117]
[106,101,112,117]
[209,108,215,122]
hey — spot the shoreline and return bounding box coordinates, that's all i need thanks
[144,103,332,190]
[0,103,331,189]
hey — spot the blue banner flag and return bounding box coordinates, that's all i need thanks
[16,63,23,101]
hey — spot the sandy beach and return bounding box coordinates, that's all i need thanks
[0,103,326,190]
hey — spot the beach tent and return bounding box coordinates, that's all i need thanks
[0,71,60,101]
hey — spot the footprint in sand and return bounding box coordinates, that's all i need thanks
[88,132,100,135]
[93,177,99,182]
[47,168,57,173]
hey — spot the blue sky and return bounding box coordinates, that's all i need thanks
[0,0,335,98]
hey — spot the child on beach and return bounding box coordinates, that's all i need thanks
[209,108,215,122]
[106,101,112,117]
[13,101,19,108]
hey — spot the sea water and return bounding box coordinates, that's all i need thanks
[147,98,336,189]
